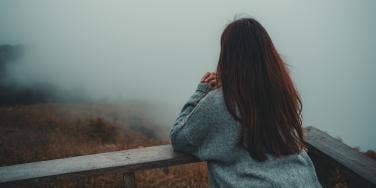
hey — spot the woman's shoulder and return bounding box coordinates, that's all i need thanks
[205,87,223,102]
[198,88,239,128]
[199,87,225,111]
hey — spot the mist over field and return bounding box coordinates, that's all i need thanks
[0,0,375,150]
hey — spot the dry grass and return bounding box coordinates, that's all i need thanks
[0,103,208,187]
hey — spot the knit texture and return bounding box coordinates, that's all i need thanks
[170,83,322,188]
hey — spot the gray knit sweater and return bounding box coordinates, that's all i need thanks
[170,83,322,188]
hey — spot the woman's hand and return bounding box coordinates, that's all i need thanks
[200,72,221,89]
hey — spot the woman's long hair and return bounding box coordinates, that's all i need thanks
[216,18,305,161]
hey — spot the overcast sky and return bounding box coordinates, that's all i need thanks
[0,0,375,150]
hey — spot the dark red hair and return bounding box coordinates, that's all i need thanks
[216,18,305,161]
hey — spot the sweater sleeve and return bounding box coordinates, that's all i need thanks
[169,82,214,155]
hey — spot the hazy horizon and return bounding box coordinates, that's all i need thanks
[0,0,375,150]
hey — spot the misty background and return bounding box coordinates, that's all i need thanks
[0,0,375,150]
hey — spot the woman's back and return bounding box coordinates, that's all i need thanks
[170,83,321,188]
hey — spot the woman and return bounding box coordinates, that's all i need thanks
[170,18,321,188]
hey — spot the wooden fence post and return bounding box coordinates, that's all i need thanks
[123,172,136,188]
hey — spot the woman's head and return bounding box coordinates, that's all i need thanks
[216,18,304,161]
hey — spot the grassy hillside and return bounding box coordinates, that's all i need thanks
[0,103,208,188]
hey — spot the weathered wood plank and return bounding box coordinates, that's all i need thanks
[0,145,200,185]
[304,126,376,187]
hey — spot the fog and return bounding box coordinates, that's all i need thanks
[0,0,375,150]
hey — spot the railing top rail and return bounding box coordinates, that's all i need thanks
[0,145,200,184]
[304,127,376,186]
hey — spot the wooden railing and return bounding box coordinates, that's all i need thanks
[0,126,375,187]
